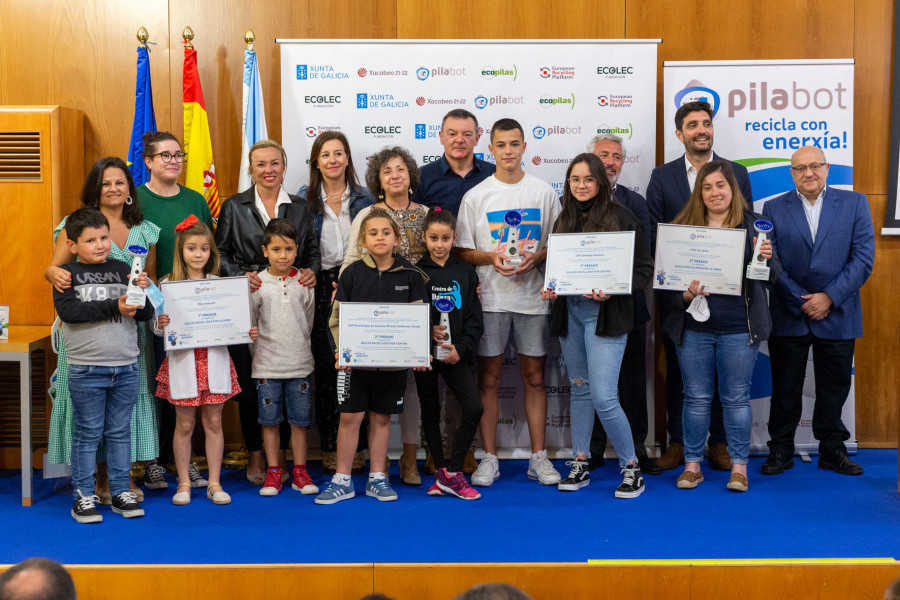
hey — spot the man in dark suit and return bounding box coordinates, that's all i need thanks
[646,100,754,471]
[586,134,660,475]
[761,146,874,476]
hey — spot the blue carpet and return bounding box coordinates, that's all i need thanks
[1,450,898,565]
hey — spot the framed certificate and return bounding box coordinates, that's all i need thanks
[161,276,252,350]
[653,224,746,296]
[338,302,430,368]
[543,231,635,295]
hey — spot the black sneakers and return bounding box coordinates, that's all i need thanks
[111,491,145,518]
[143,463,168,490]
[558,460,590,491]
[71,491,102,524]
[615,466,645,499]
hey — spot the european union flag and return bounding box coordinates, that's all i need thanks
[126,46,156,187]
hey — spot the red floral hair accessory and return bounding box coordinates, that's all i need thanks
[175,214,199,232]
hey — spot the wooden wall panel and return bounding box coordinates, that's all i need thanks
[397,0,625,39]
[166,0,397,198]
[0,0,170,177]
[857,194,900,445]
[374,563,691,600]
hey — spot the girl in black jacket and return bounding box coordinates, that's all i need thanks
[542,154,653,499]
[414,209,484,500]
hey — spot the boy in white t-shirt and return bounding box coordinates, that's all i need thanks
[455,118,561,487]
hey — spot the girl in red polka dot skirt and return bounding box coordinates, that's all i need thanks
[154,216,258,506]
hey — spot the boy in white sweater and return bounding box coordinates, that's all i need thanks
[250,219,318,496]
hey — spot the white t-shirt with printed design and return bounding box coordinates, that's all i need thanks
[455,173,560,315]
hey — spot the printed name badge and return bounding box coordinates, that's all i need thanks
[504,211,522,226]
[434,297,455,313]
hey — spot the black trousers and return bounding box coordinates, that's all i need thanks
[767,333,855,456]
[152,334,175,464]
[415,360,483,472]
[229,344,290,453]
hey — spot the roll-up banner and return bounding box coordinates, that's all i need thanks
[280,39,659,456]
[664,59,856,454]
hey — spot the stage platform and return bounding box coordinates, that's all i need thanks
[1,449,899,599]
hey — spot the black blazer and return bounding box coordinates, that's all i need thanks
[215,186,321,276]
[646,152,753,252]
[614,185,651,324]
[549,203,654,338]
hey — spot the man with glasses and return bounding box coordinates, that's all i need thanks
[761,146,874,476]
[646,101,753,472]
[586,134,660,475]
[414,109,496,215]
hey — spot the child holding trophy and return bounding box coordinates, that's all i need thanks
[315,208,430,505]
[414,208,484,500]
[153,216,258,506]
[53,208,154,523]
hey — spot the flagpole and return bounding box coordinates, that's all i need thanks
[245,29,255,50]
[182,26,193,49]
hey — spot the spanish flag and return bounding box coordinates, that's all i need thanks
[183,44,221,222]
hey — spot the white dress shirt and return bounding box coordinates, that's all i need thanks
[318,185,352,270]
[685,154,714,192]
[254,186,292,226]
[798,187,826,243]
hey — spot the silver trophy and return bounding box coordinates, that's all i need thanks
[125,244,148,307]
[503,210,523,268]
[746,219,774,281]
[433,297,455,361]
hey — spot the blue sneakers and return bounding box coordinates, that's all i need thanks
[365,477,398,502]
[314,479,355,505]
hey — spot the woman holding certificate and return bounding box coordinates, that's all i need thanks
[542,153,653,498]
[215,140,321,484]
[660,161,781,493]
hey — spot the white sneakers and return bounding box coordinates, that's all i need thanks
[471,453,500,487]
[528,450,561,485]
[471,450,562,486]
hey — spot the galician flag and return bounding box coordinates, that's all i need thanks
[126,46,156,186]
[238,48,268,192]
[183,44,221,222]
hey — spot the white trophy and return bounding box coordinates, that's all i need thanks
[503,210,523,268]
[125,244,148,307]
[433,297,455,361]
[746,219,774,281]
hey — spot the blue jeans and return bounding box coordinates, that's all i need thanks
[676,330,758,465]
[256,377,312,427]
[558,296,636,468]
[68,363,139,499]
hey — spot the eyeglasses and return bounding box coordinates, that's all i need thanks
[153,152,187,163]
[568,176,597,186]
[789,162,826,174]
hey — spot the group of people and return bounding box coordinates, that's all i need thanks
[45,101,875,524]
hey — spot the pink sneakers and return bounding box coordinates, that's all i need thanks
[292,465,319,495]
[435,468,481,500]
[427,482,445,496]
[260,467,283,496]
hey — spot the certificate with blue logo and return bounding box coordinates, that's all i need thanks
[653,224,746,296]
[543,231,635,296]
[161,276,252,350]
[338,302,430,368]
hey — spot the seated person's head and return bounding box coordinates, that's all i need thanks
[454,583,534,600]
[0,557,77,600]
[64,208,111,264]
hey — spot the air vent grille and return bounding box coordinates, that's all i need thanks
[0,131,42,181]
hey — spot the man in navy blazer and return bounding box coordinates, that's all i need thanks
[761,146,874,476]
[586,134,660,476]
[646,101,753,471]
